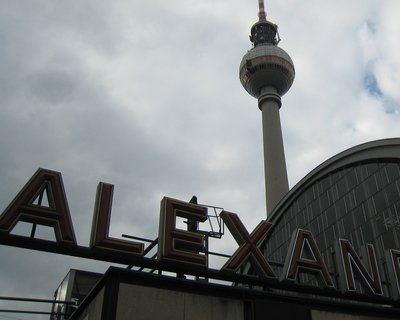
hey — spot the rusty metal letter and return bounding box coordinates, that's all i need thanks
[90,182,144,255]
[220,211,277,280]
[386,249,400,300]
[157,197,207,266]
[0,168,76,245]
[336,239,382,295]
[282,229,333,288]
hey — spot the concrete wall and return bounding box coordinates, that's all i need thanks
[75,287,104,320]
[116,283,244,320]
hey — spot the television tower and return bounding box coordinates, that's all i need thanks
[240,1,295,215]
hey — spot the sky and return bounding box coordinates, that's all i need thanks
[1,0,400,318]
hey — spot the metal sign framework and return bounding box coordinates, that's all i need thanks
[1,168,400,309]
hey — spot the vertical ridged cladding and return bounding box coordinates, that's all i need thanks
[239,44,295,98]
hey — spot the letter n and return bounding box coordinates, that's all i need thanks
[0,168,76,245]
[336,239,382,295]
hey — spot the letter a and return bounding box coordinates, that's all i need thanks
[0,168,76,245]
[282,229,333,288]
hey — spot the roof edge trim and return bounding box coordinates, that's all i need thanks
[268,138,400,222]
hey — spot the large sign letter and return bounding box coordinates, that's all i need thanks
[0,168,76,245]
[386,249,400,300]
[158,197,207,266]
[336,239,382,295]
[90,183,144,255]
[282,229,333,288]
[220,211,277,280]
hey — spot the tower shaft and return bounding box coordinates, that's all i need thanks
[259,86,289,213]
[240,2,294,216]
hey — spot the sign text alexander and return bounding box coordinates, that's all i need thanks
[1,168,400,303]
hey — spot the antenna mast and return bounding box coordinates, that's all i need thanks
[258,0,266,21]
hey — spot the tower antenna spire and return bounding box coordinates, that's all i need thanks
[258,0,267,21]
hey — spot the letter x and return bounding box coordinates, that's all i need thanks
[221,211,277,279]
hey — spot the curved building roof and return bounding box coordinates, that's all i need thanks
[268,138,400,223]
[261,138,400,298]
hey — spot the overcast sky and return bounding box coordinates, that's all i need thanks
[1,0,400,318]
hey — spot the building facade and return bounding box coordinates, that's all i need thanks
[262,138,400,299]
[68,266,400,320]
[59,139,400,320]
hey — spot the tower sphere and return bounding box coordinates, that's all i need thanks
[239,20,295,98]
